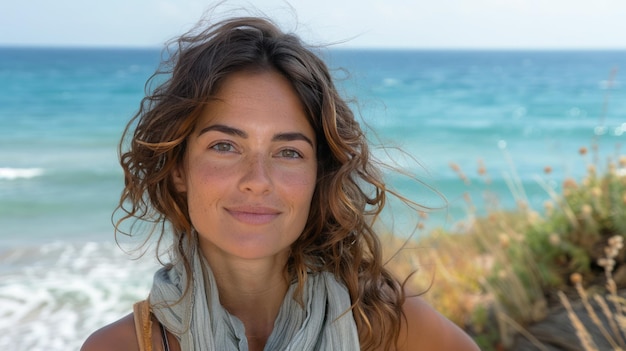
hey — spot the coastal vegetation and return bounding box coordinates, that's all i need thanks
[383,144,626,350]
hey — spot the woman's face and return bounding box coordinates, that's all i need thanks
[173,69,318,263]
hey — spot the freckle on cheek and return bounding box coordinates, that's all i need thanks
[282,173,316,187]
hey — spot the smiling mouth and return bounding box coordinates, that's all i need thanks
[226,208,280,225]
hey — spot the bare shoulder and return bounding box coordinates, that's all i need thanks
[81,313,139,351]
[397,296,481,351]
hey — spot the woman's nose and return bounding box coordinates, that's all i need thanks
[238,154,273,195]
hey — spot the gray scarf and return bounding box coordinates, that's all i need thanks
[149,240,360,350]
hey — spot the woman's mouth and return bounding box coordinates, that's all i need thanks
[225,206,281,225]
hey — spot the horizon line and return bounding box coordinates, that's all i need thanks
[1,44,625,52]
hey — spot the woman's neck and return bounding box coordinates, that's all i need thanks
[200,245,291,345]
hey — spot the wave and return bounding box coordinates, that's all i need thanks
[0,241,157,350]
[0,168,44,180]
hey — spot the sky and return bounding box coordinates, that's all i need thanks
[1,0,626,49]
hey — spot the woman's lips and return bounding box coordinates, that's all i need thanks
[226,207,281,225]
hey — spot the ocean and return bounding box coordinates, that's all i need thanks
[1,47,625,349]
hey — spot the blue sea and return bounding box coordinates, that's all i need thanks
[1,47,625,349]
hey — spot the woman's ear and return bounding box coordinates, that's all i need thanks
[172,164,187,193]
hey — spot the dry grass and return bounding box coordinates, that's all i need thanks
[382,146,626,350]
[559,236,626,351]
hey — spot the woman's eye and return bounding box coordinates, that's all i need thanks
[210,142,235,153]
[279,149,302,159]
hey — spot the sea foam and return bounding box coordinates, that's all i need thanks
[0,168,44,180]
[0,241,158,350]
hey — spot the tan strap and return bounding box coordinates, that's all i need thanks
[133,300,153,351]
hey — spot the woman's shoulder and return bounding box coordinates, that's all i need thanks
[397,296,481,351]
[80,313,139,351]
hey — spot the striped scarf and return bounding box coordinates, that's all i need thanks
[148,240,360,350]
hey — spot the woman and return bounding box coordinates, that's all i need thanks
[81,15,480,351]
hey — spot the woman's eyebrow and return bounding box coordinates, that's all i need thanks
[198,124,314,147]
[272,132,314,148]
[198,124,247,138]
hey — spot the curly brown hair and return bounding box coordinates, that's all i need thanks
[116,16,407,351]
